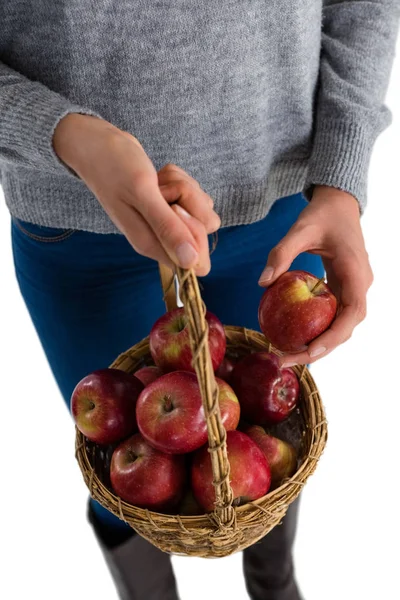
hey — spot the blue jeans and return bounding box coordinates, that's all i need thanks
[11,193,323,532]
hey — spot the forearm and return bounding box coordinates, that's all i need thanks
[0,61,99,174]
[306,0,400,208]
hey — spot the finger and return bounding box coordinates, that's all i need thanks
[258,224,317,287]
[158,163,200,184]
[158,163,200,189]
[159,181,220,233]
[323,260,341,298]
[280,273,368,367]
[279,305,359,367]
[158,164,214,208]
[132,181,208,271]
[106,201,174,268]
[172,204,211,276]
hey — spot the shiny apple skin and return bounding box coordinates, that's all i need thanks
[231,352,299,424]
[149,307,226,373]
[258,270,337,352]
[134,366,164,387]
[216,376,241,432]
[244,425,297,486]
[191,430,271,512]
[110,433,186,511]
[71,368,144,444]
[136,372,240,454]
[215,356,237,383]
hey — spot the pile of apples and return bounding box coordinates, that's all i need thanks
[72,270,336,514]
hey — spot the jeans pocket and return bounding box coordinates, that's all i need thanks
[12,219,76,243]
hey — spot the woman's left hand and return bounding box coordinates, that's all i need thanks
[258,185,374,367]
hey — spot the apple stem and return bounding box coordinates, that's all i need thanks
[163,396,174,413]
[311,277,325,294]
[128,450,137,463]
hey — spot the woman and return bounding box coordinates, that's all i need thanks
[1,2,398,599]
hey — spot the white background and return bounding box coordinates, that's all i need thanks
[1,49,399,600]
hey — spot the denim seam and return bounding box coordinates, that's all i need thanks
[13,220,76,243]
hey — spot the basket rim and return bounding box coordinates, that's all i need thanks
[75,325,327,527]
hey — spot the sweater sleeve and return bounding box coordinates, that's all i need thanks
[306,0,400,209]
[0,61,100,175]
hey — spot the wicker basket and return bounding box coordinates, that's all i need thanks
[75,266,327,558]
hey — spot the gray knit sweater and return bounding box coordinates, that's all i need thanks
[0,2,399,233]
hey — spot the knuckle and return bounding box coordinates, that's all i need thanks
[203,192,214,207]
[135,238,156,258]
[270,244,287,263]
[161,163,201,188]
[207,215,221,233]
[163,163,181,175]
[132,171,153,195]
[343,331,353,343]
[355,302,367,322]
[175,179,191,195]
[155,217,175,241]
[167,180,191,201]
[330,324,351,346]
[334,331,351,346]
[367,268,374,288]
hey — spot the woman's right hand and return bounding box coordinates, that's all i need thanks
[53,114,220,275]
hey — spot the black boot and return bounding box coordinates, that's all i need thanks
[88,504,180,600]
[243,498,303,600]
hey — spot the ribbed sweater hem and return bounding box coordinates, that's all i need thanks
[3,158,309,233]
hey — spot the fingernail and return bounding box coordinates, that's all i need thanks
[174,204,191,219]
[176,242,198,268]
[281,361,297,369]
[258,267,274,285]
[309,346,326,358]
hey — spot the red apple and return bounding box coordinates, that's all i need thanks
[216,376,241,431]
[191,430,271,512]
[231,352,299,424]
[215,355,237,383]
[71,369,144,444]
[110,433,186,510]
[258,270,337,352]
[244,425,297,486]
[134,366,163,387]
[149,307,226,373]
[136,372,240,454]
[136,371,208,454]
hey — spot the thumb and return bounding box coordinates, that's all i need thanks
[258,226,313,287]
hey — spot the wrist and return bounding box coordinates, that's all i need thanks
[53,113,113,175]
[311,185,361,218]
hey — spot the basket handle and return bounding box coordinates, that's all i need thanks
[158,262,235,527]
[158,263,178,312]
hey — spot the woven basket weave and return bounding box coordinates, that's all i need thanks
[75,266,327,558]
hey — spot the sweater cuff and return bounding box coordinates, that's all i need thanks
[304,119,380,212]
[3,81,101,176]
